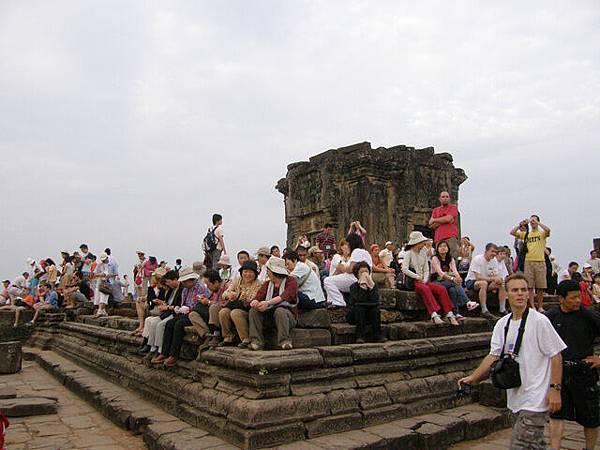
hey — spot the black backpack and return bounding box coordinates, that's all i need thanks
[203,226,218,253]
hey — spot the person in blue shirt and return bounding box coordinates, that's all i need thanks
[31,282,59,324]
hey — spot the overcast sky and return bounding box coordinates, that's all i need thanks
[1,1,599,279]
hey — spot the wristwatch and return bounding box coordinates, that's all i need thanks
[550,383,562,391]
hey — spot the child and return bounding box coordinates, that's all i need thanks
[217,254,231,281]
[346,261,386,343]
[592,274,600,304]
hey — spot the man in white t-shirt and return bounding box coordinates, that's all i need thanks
[208,214,226,269]
[323,234,372,307]
[459,273,565,449]
[465,243,507,318]
[559,261,579,283]
[284,251,325,307]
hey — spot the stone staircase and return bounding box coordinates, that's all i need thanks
[19,288,543,449]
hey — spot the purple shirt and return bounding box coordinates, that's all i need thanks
[181,280,210,309]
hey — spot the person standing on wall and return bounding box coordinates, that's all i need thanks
[429,191,460,258]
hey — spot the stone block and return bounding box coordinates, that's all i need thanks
[327,307,348,324]
[361,403,408,427]
[0,386,17,399]
[316,346,353,367]
[394,291,425,311]
[326,389,360,415]
[306,412,364,438]
[297,308,331,328]
[0,341,22,374]
[0,397,58,417]
[358,386,391,410]
[478,380,507,408]
[385,378,430,404]
[380,309,404,324]
[366,423,420,448]
[224,420,306,450]
[378,289,396,309]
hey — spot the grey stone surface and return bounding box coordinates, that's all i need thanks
[0,396,58,416]
[0,340,22,373]
[276,142,467,247]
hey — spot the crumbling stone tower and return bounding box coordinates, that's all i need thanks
[276,142,467,247]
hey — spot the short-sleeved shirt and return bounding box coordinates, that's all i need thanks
[214,225,224,251]
[546,306,600,360]
[490,309,566,413]
[316,232,336,259]
[350,249,373,268]
[291,262,325,303]
[44,290,59,307]
[466,254,505,282]
[431,204,459,243]
[515,229,548,262]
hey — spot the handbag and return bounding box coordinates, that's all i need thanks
[99,280,113,295]
[403,267,417,291]
[490,308,529,389]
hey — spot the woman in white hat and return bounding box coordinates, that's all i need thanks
[248,257,298,350]
[402,231,458,326]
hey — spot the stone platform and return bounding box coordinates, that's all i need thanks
[5,291,573,448]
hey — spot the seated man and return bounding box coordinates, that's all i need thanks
[63,271,91,309]
[152,267,210,367]
[31,282,59,324]
[200,270,230,347]
[0,280,10,305]
[7,273,30,303]
[283,250,326,310]
[465,243,506,319]
[248,257,298,351]
[347,261,385,343]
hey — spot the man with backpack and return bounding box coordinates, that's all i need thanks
[204,214,226,269]
[459,273,565,449]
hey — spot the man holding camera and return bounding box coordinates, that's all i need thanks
[459,273,565,449]
[546,279,600,450]
[510,215,551,311]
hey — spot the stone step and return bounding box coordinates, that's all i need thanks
[24,347,234,449]
[272,404,512,449]
[330,317,492,344]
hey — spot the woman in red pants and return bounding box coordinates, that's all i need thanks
[402,231,458,325]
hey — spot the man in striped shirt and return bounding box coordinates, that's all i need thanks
[316,223,336,260]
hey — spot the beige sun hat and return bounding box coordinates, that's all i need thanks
[407,231,430,247]
[99,252,109,262]
[178,266,200,282]
[265,257,289,276]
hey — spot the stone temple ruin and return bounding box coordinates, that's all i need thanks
[2,143,557,449]
[277,142,468,246]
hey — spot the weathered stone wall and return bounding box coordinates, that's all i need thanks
[276,142,467,247]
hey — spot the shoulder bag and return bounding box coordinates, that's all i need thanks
[490,308,529,389]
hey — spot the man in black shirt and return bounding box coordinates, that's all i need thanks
[546,280,600,450]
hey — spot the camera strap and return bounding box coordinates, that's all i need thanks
[501,307,529,357]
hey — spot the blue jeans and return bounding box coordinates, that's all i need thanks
[434,280,469,314]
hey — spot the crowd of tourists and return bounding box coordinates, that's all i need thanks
[2,194,600,449]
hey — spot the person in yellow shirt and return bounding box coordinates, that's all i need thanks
[510,215,551,311]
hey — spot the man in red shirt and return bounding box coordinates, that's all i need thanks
[429,191,460,258]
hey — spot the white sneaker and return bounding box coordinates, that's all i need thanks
[431,314,444,325]
[447,315,459,326]
[466,301,479,311]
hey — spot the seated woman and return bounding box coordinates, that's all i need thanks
[218,261,262,348]
[329,239,351,276]
[369,244,395,288]
[457,237,475,280]
[248,257,298,351]
[402,232,459,326]
[430,241,469,320]
[139,270,182,355]
[346,261,386,343]
[152,267,210,367]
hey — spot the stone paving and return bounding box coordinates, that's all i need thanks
[450,419,600,449]
[1,361,146,450]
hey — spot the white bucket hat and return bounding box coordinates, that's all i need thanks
[407,231,430,247]
[178,267,200,282]
[265,257,289,276]
[99,252,109,262]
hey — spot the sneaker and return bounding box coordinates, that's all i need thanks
[164,356,177,367]
[481,310,497,320]
[432,315,444,325]
[137,345,151,355]
[455,314,465,321]
[238,340,250,349]
[281,341,293,350]
[466,301,479,311]
[447,315,459,326]
[249,342,263,351]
